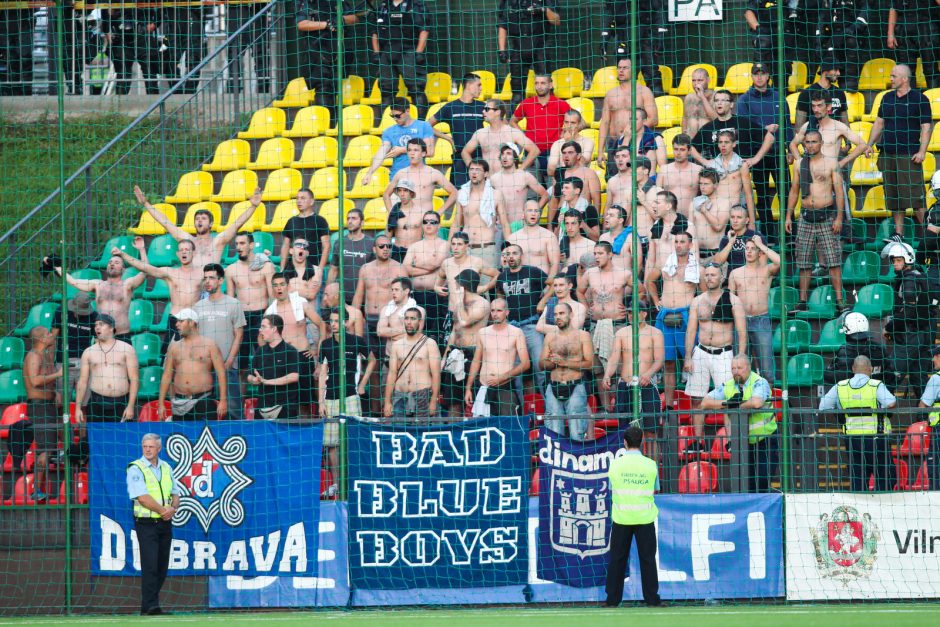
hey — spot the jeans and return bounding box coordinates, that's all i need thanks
[747,314,775,385]
[544,382,591,441]
[225,367,243,421]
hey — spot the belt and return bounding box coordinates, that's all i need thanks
[697,344,733,355]
[469,242,495,249]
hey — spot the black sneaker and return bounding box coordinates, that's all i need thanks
[837,302,852,314]
[789,301,808,314]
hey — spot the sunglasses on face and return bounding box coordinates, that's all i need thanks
[423,219,440,225]
[482,106,499,112]
[376,243,392,249]
[390,112,404,119]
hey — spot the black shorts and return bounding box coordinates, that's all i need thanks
[366,315,382,363]
[28,400,59,453]
[298,353,318,406]
[87,391,129,423]
[239,309,265,370]
[615,381,662,432]
[173,394,216,421]
[441,345,475,407]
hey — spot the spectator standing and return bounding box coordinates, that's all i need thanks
[498,1,561,107]
[428,73,486,188]
[794,60,850,131]
[465,299,531,416]
[814,0,869,91]
[161,4,206,94]
[441,270,492,418]
[690,90,774,169]
[887,0,940,90]
[23,328,62,502]
[744,0,790,91]
[657,134,702,218]
[551,177,601,240]
[248,314,302,419]
[508,201,561,278]
[917,347,940,485]
[74,315,138,424]
[547,110,595,175]
[328,208,374,305]
[599,58,659,167]
[550,142,602,210]
[371,0,431,117]
[52,292,98,403]
[385,139,457,227]
[883,241,933,392]
[536,275,587,334]
[158,309,228,421]
[384,308,441,419]
[280,188,332,273]
[728,236,780,385]
[711,205,762,275]
[499,244,550,396]
[100,8,159,95]
[57,255,145,343]
[403,210,450,342]
[227,1,270,93]
[540,303,594,440]
[463,101,540,173]
[489,143,550,229]
[681,68,718,139]
[452,160,510,270]
[365,97,436,181]
[601,1,668,96]
[225,233,275,375]
[825,312,894,388]
[296,0,361,121]
[512,74,570,176]
[283,239,323,305]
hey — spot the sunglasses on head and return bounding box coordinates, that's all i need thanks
[703,262,721,269]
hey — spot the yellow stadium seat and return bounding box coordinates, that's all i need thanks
[282,105,331,138]
[786,92,800,124]
[326,104,375,137]
[342,75,366,106]
[427,138,454,166]
[467,70,497,100]
[928,123,940,152]
[591,162,607,191]
[673,64,718,96]
[220,200,266,233]
[850,153,882,185]
[854,185,888,218]
[209,169,259,203]
[583,66,617,98]
[849,121,873,144]
[925,88,940,120]
[373,104,419,135]
[426,102,451,132]
[310,167,340,200]
[863,90,889,122]
[655,95,683,128]
[395,75,409,98]
[580,128,599,159]
[237,107,286,139]
[247,137,295,171]
[552,67,584,99]
[319,198,354,231]
[262,199,299,232]
[181,202,222,234]
[165,171,213,204]
[525,70,536,97]
[202,139,251,172]
[858,58,894,91]
[425,72,453,104]
[292,136,338,169]
[348,167,388,199]
[661,127,682,159]
[916,58,928,90]
[343,135,382,168]
[272,77,313,108]
[787,61,809,93]
[361,79,382,106]
[566,97,596,127]
[496,73,513,101]
[722,63,754,94]
[261,168,303,202]
[435,168,452,196]
[658,65,675,95]
[129,203,176,236]
[363,198,389,231]
[432,196,451,227]
[922,152,936,181]
[845,91,865,122]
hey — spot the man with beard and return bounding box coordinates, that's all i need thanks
[511,73,570,176]
[453,159,511,270]
[158,309,228,421]
[384,308,441,420]
[328,208,373,304]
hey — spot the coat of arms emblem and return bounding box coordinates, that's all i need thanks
[810,505,879,584]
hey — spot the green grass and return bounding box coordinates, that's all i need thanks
[2,605,940,627]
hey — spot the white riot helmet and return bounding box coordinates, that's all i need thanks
[882,241,916,265]
[931,169,940,202]
[840,311,869,336]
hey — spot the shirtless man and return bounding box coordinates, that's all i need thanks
[158,308,227,421]
[579,242,632,328]
[645,230,699,406]
[550,141,602,209]
[435,231,499,313]
[385,138,457,226]
[691,168,732,258]
[57,253,146,341]
[612,109,667,170]
[384,308,441,420]
[225,232,275,368]
[441,269,491,418]
[657,133,703,218]
[465,298,530,417]
[403,210,450,339]
[536,275,586,334]
[606,151,661,245]
[681,68,718,138]
[116,239,203,341]
[540,303,594,440]
[134,184,261,270]
[354,234,406,351]
[386,179,422,261]
[282,238,323,301]
[377,277,424,355]
[24,327,63,502]
[453,159,511,269]
[462,100,539,173]
[646,191,684,274]
[600,204,642,273]
[551,177,601,241]
[694,130,756,225]
[322,282,365,337]
[728,235,780,385]
[547,110,595,175]
[73,314,138,423]
[684,264,747,429]
[488,143,549,229]
[786,129,848,313]
[562,212,596,271]
[508,200,560,278]
[598,58,658,166]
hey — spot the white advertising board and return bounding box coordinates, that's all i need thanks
[668,0,723,22]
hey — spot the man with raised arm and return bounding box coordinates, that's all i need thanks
[441,269,491,418]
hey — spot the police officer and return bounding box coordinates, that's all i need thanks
[917,346,940,487]
[883,241,934,391]
[825,312,895,388]
[297,0,362,123]
[819,355,897,491]
[227,0,271,93]
[127,433,181,615]
[100,7,160,95]
[888,0,940,90]
[0,8,33,95]
[600,0,668,96]
[160,3,207,94]
[745,0,791,94]
[699,354,778,493]
[498,0,561,106]
[813,0,870,91]
[922,170,940,281]
[605,426,663,608]
[372,0,430,118]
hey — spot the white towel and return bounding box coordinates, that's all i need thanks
[662,251,700,284]
[265,292,307,320]
[709,152,744,179]
[381,297,418,319]
[471,386,491,417]
[457,180,497,227]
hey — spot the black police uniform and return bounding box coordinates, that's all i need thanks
[160,5,207,94]
[921,203,940,285]
[296,0,361,122]
[601,0,667,96]
[889,0,940,90]
[0,9,33,95]
[887,265,934,390]
[745,0,793,93]
[100,8,160,95]
[227,0,270,93]
[825,332,895,387]
[812,0,869,91]
[372,0,430,117]
[497,0,556,105]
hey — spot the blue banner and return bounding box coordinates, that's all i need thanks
[89,421,322,577]
[347,416,529,590]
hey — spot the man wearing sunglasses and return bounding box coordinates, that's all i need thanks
[463,100,540,174]
[404,211,450,342]
[364,97,435,184]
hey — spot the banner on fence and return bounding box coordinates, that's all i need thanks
[668,0,723,22]
[786,493,940,600]
[89,421,322,577]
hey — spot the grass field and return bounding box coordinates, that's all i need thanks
[3,605,940,627]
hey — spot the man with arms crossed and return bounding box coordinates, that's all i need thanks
[158,309,228,421]
[384,138,457,226]
[74,314,139,424]
[385,308,441,420]
[465,298,530,417]
[441,269,491,419]
[540,302,594,440]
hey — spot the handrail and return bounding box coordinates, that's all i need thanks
[0,0,278,250]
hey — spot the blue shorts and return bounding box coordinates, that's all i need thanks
[655,306,689,362]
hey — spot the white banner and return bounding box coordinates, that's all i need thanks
[786,493,940,600]
[668,0,723,22]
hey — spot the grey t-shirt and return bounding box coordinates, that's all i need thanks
[331,234,374,303]
[193,295,247,363]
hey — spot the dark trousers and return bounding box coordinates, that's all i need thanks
[848,435,895,491]
[893,21,940,89]
[605,521,660,606]
[227,4,270,92]
[750,435,778,493]
[87,392,129,423]
[608,25,664,95]
[750,152,787,245]
[894,329,933,391]
[821,27,864,91]
[930,430,940,492]
[507,40,546,106]
[163,8,206,93]
[379,49,428,117]
[303,42,338,122]
[110,31,159,95]
[135,518,172,613]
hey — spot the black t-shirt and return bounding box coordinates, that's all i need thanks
[717,229,762,274]
[433,99,485,152]
[692,115,767,161]
[320,334,372,400]
[795,83,849,125]
[283,213,330,264]
[52,310,98,361]
[251,340,301,410]
[498,265,548,322]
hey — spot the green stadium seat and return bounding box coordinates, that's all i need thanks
[811,318,846,353]
[0,337,25,371]
[795,284,838,320]
[853,283,894,319]
[222,231,277,265]
[142,279,171,301]
[841,218,869,253]
[138,366,163,401]
[867,216,918,252]
[784,352,825,387]
[131,333,163,367]
[90,236,138,269]
[146,234,179,267]
[13,303,59,337]
[0,370,26,404]
[768,286,799,320]
[53,268,101,302]
[772,319,811,354]
[153,305,171,334]
[123,268,147,299]
[127,300,155,334]
[841,251,881,286]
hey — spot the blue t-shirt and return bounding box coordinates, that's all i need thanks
[382,120,435,176]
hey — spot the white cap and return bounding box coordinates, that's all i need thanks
[176,308,199,323]
[395,179,416,193]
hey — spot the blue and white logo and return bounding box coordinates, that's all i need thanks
[550,469,610,558]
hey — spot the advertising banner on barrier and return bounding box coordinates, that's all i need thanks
[786,493,940,600]
[89,422,322,577]
[346,415,529,591]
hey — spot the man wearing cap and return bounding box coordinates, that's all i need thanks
[463,100,540,174]
[385,138,457,236]
[453,159,511,270]
[917,347,940,485]
[56,253,146,343]
[75,314,139,423]
[386,178,423,264]
[157,309,228,421]
[52,291,99,402]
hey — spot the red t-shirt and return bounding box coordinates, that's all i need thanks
[513,96,571,153]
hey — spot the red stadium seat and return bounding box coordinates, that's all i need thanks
[912,464,930,491]
[529,428,540,442]
[899,421,931,458]
[707,427,731,462]
[2,446,34,473]
[0,402,28,439]
[74,472,89,505]
[595,418,619,429]
[523,393,545,415]
[530,467,540,496]
[677,425,698,460]
[138,400,171,422]
[10,474,47,505]
[587,395,600,414]
[704,411,726,426]
[772,388,783,422]
[672,390,692,424]
[243,398,258,420]
[869,458,908,491]
[678,462,719,494]
[592,427,607,440]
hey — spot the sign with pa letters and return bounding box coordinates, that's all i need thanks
[669,0,723,22]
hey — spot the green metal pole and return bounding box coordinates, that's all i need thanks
[629,2,640,427]
[335,0,348,502]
